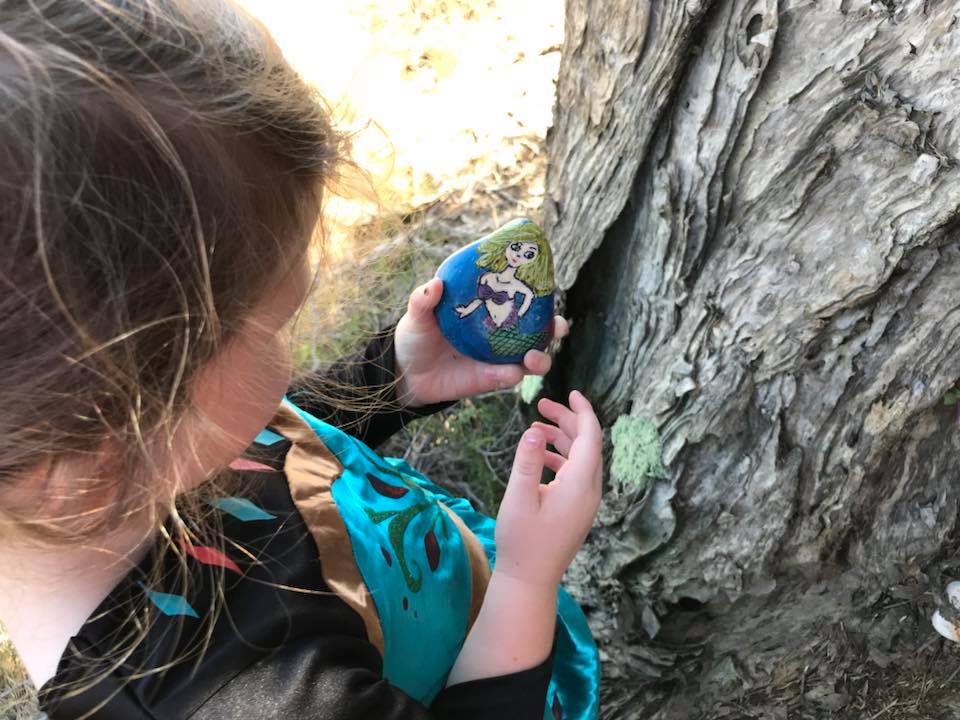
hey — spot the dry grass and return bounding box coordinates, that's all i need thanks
[0,635,38,720]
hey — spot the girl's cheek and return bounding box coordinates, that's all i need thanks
[180,332,293,478]
[261,331,294,399]
[238,331,294,424]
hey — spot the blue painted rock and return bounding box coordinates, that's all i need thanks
[434,218,555,364]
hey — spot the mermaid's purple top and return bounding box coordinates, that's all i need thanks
[477,281,510,305]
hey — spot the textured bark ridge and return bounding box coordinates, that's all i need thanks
[546,1,960,716]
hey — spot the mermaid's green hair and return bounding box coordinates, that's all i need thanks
[474,219,554,297]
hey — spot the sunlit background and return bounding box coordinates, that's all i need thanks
[238,0,563,256]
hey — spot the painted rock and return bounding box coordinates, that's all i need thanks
[434,218,555,364]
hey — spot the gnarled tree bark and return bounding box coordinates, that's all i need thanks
[544,1,960,717]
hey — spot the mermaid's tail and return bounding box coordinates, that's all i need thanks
[487,323,549,358]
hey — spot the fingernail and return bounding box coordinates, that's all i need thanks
[524,429,543,446]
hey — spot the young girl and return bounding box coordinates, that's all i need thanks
[0,2,602,718]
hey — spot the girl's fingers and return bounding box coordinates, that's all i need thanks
[522,349,551,375]
[520,317,570,376]
[480,362,524,392]
[552,315,570,340]
[568,389,593,413]
[411,351,526,403]
[450,357,524,398]
[544,450,566,474]
[406,278,443,322]
[571,391,602,449]
[553,391,602,497]
[531,421,572,457]
[537,397,578,439]
[555,435,602,501]
[502,428,546,512]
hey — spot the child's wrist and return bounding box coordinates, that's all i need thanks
[447,566,557,685]
[490,565,559,599]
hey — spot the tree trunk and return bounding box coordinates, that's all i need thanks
[544,1,960,717]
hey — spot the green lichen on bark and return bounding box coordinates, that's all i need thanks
[610,415,667,492]
[520,374,544,403]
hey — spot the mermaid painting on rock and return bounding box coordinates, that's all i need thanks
[455,219,554,358]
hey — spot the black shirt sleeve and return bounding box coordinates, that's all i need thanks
[188,634,553,720]
[286,326,453,449]
[431,657,554,719]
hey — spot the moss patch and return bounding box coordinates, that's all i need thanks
[519,375,543,404]
[610,415,667,493]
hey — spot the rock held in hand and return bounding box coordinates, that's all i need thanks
[434,218,555,364]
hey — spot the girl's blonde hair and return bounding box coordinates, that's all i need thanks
[474,219,554,296]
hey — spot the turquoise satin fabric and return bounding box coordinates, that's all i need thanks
[285,399,471,703]
[284,399,600,717]
[545,588,601,720]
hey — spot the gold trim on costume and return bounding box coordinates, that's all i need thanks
[271,404,386,657]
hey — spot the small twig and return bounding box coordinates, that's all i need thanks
[868,700,900,719]
[940,662,960,688]
[916,643,938,708]
[402,422,427,462]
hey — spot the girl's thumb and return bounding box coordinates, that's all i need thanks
[407,277,442,321]
[503,428,545,510]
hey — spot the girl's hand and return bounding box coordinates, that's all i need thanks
[394,278,568,407]
[494,391,603,589]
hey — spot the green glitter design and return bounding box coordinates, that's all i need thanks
[355,441,450,594]
[365,502,433,593]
